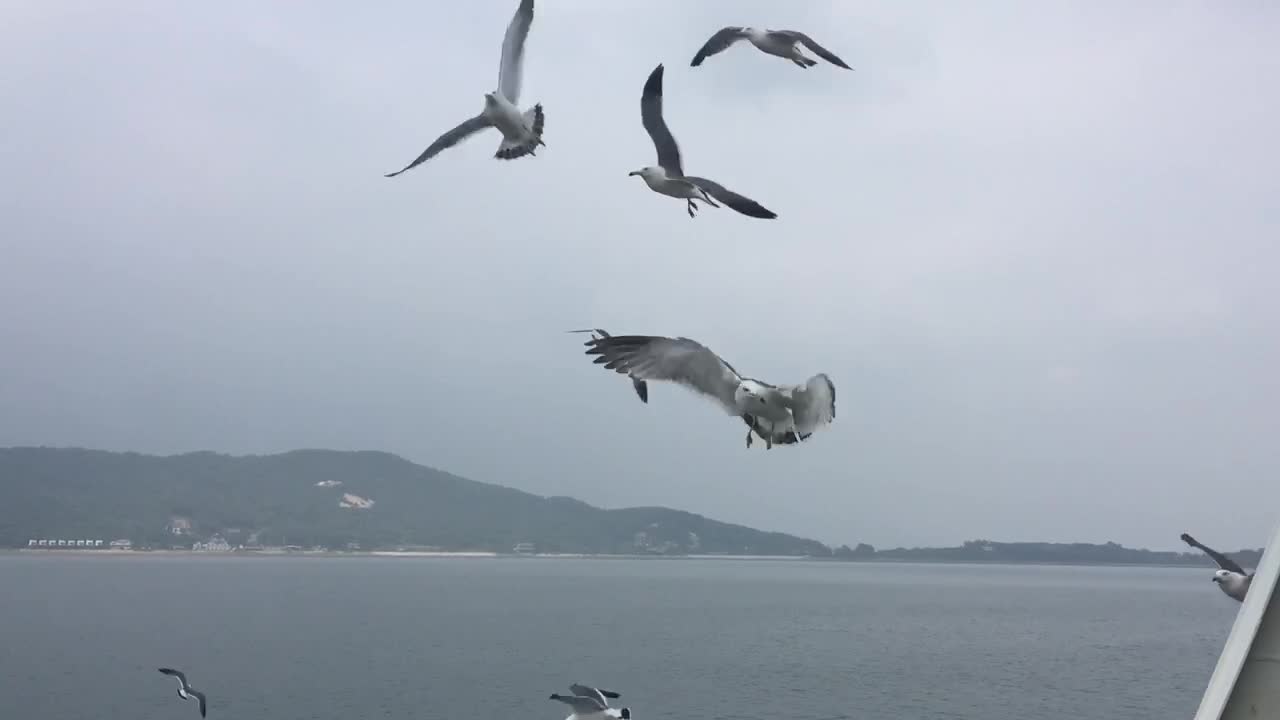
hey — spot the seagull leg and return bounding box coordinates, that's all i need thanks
[687,199,698,218]
[766,436,773,450]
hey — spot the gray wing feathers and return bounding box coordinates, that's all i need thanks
[785,373,837,434]
[641,65,683,176]
[778,31,851,69]
[552,694,607,713]
[499,0,535,103]
[191,690,207,717]
[691,27,747,66]
[570,684,618,706]
[158,668,188,689]
[1181,533,1248,575]
[569,330,648,403]
[585,335,741,413]
[385,114,492,177]
[683,176,777,219]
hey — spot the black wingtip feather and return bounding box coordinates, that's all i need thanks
[644,64,665,97]
[739,204,777,220]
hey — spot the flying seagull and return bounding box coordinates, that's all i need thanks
[385,0,545,176]
[550,690,631,720]
[579,333,835,449]
[571,330,804,447]
[629,65,777,220]
[569,330,648,402]
[1181,532,1253,602]
[691,27,851,70]
[158,668,207,717]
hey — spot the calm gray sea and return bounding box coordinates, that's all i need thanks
[0,555,1236,720]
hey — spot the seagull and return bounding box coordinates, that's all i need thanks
[550,690,630,720]
[571,330,804,447]
[691,27,852,70]
[569,330,647,402]
[1181,533,1253,602]
[579,333,835,449]
[629,65,777,220]
[384,0,545,176]
[158,668,207,717]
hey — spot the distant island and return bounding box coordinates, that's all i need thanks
[0,447,1262,568]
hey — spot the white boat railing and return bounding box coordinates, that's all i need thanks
[1192,520,1280,720]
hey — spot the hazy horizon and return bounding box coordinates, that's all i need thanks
[2,1,1277,552]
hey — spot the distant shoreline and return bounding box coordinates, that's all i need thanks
[0,548,1223,570]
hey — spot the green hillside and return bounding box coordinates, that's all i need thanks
[0,447,832,555]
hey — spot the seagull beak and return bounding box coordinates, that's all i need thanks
[628,171,638,177]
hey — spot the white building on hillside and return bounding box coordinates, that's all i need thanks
[192,535,232,552]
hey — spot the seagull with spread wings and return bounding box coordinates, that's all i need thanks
[1181,532,1254,602]
[578,332,835,449]
[691,27,852,70]
[628,65,777,220]
[157,668,207,717]
[385,0,545,176]
[571,329,806,447]
[550,686,631,720]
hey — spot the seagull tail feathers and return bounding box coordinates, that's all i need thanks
[495,104,546,160]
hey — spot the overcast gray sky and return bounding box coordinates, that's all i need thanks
[2,1,1277,551]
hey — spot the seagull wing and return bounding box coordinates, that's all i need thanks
[584,334,742,414]
[190,690,207,718]
[683,176,777,219]
[641,64,683,176]
[570,685,611,706]
[691,27,748,66]
[158,668,189,690]
[552,694,607,714]
[384,114,493,177]
[1181,533,1247,575]
[781,373,837,435]
[775,30,852,69]
[569,330,649,403]
[498,0,535,103]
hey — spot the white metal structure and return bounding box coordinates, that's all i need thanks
[1193,521,1280,719]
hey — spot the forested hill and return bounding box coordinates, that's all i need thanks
[0,447,831,554]
[1,447,1260,567]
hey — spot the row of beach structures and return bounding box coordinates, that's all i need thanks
[27,538,133,549]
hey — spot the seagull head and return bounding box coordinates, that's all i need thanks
[628,166,662,180]
[1213,569,1232,583]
